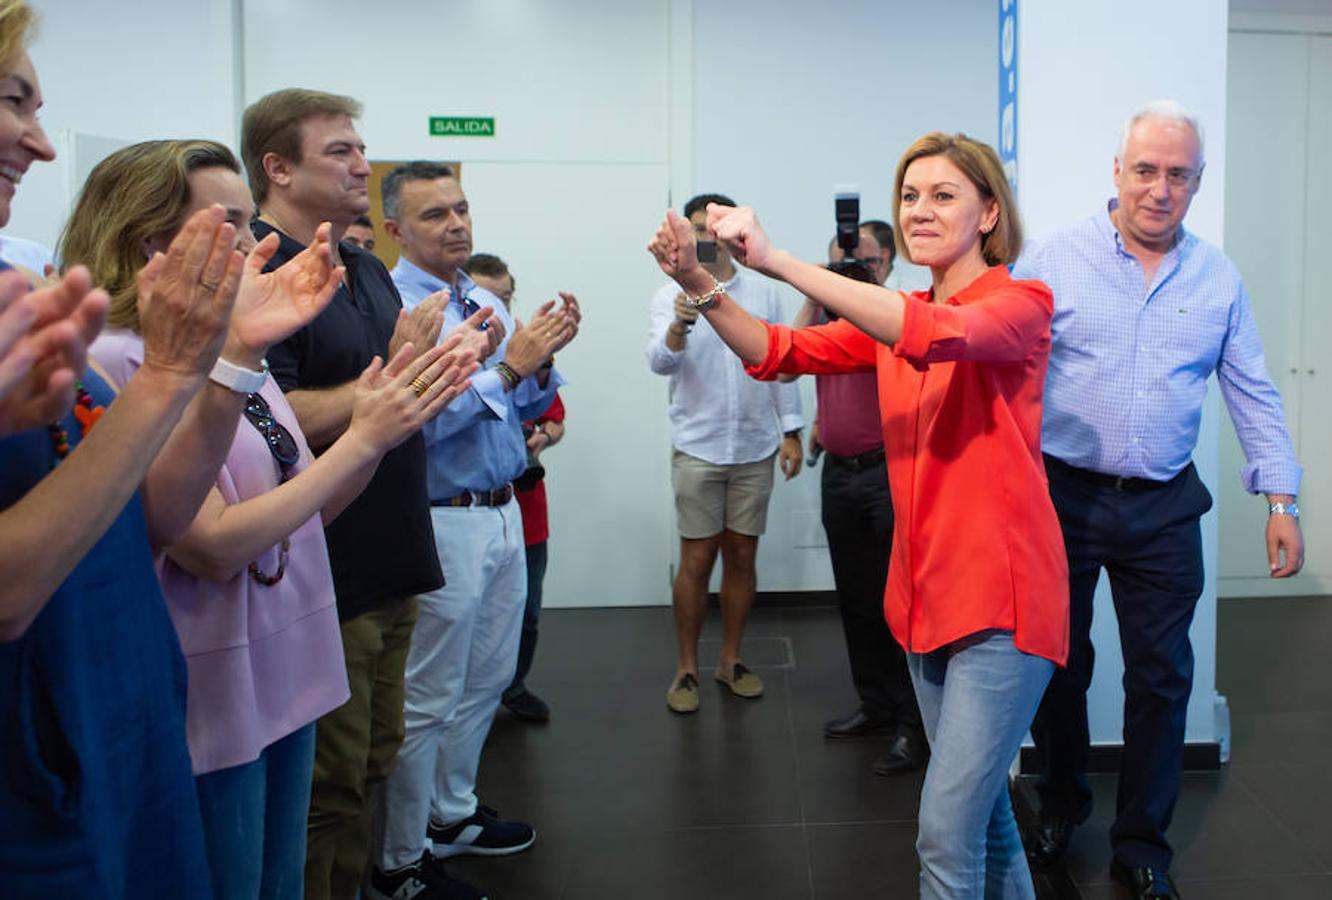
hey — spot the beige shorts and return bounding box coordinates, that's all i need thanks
[671,449,776,539]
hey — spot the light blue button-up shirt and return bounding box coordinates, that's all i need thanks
[1014,201,1300,495]
[391,256,564,500]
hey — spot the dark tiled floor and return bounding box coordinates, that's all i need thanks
[449,596,1332,899]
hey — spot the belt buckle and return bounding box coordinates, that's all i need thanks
[1114,475,1127,492]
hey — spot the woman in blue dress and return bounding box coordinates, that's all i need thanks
[0,3,341,894]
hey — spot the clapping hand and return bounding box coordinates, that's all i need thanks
[346,335,480,455]
[447,302,505,363]
[136,205,244,384]
[503,295,578,378]
[222,224,342,367]
[389,288,447,364]
[547,292,581,356]
[0,266,110,436]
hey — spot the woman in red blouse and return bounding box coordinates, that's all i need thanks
[648,133,1067,899]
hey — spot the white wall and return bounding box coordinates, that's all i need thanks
[244,0,679,609]
[689,0,995,592]
[241,0,1002,605]
[10,0,240,250]
[1018,0,1229,747]
[10,1,1240,666]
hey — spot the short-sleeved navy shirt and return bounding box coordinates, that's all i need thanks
[257,221,443,620]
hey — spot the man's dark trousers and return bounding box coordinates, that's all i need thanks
[1031,454,1214,870]
[821,452,919,728]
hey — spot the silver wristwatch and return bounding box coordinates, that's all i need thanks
[1269,501,1300,519]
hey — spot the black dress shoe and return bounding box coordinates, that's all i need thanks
[870,729,928,776]
[502,688,551,723]
[824,709,896,740]
[1025,812,1078,869]
[1110,858,1180,898]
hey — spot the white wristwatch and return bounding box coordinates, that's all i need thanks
[209,357,269,394]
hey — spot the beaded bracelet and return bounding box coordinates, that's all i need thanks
[494,361,521,391]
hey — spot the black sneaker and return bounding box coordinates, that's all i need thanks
[427,806,536,858]
[366,852,488,900]
[502,687,551,723]
[422,853,490,900]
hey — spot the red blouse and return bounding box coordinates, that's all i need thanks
[746,266,1068,665]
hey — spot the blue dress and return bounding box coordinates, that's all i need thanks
[0,371,211,897]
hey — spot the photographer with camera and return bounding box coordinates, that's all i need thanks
[788,197,925,777]
[647,192,804,715]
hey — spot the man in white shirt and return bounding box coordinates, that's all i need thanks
[647,192,804,714]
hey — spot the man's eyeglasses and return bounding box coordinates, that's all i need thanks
[1128,163,1199,189]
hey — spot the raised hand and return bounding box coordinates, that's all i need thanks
[137,205,245,383]
[224,223,341,365]
[0,271,37,402]
[447,302,505,363]
[346,336,479,454]
[0,266,111,436]
[389,288,447,364]
[647,209,702,284]
[503,299,574,378]
[551,292,582,353]
[706,203,774,272]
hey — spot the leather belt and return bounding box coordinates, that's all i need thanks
[433,484,514,508]
[1045,455,1181,493]
[826,447,886,473]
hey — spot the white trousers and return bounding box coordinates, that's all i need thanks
[375,500,526,871]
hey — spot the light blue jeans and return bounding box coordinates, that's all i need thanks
[195,723,317,900]
[909,630,1054,899]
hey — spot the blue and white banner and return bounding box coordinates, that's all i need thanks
[998,0,1018,191]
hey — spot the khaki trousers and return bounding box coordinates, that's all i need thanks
[304,598,418,900]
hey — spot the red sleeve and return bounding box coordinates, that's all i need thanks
[893,276,1052,367]
[744,318,879,381]
[537,391,565,424]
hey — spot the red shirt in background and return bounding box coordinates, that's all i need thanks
[815,369,883,457]
[516,392,566,546]
[746,266,1069,666]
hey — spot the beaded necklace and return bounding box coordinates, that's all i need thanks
[48,382,105,464]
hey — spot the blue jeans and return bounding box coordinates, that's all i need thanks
[909,630,1054,900]
[195,723,317,900]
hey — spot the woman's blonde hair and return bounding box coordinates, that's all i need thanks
[0,0,35,78]
[892,132,1023,267]
[58,139,241,333]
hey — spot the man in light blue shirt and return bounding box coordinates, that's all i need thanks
[368,161,579,900]
[1015,102,1304,898]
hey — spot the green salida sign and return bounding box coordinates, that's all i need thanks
[429,116,496,137]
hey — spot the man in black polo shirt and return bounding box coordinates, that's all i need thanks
[241,88,482,900]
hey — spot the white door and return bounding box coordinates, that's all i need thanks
[1219,29,1332,596]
